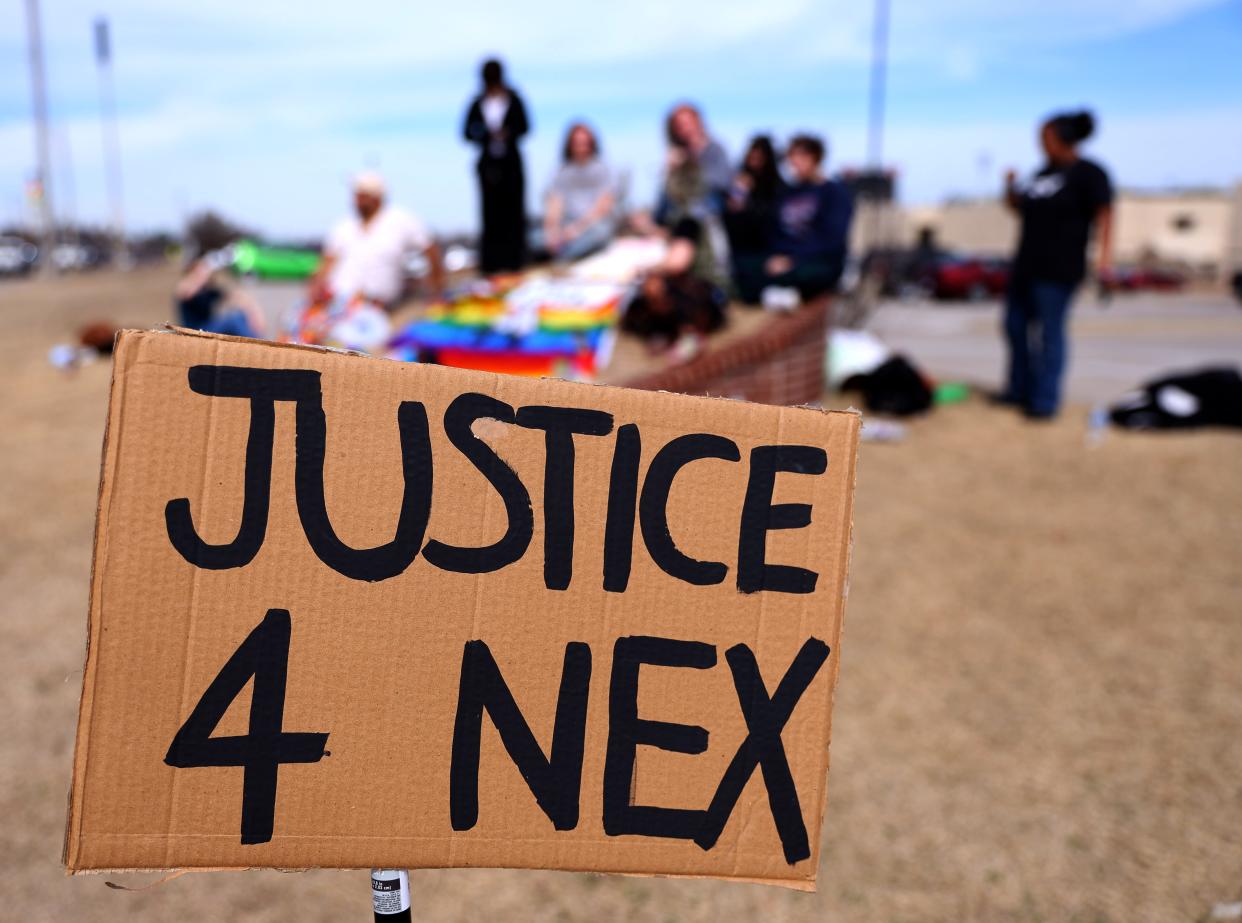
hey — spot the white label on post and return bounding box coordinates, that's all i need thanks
[371,868,411,914]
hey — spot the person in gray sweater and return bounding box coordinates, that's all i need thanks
[543,122,617,261]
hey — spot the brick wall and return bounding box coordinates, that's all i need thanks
[620,297,830,406]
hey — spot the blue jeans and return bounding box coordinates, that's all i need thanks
[556,219,615,261]
[1003,280,1076,415]
[200,310,258,339]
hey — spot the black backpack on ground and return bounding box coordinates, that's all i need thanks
[840,355,934,417]
[1109,366,1242,430]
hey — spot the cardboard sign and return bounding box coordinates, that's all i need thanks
[64,328,859,889]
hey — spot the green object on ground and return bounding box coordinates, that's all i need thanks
[934,381,970,405]
[230,239,321,280]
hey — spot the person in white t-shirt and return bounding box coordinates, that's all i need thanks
[311,172,444,307]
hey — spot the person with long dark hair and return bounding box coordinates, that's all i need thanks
[1001,110,1114,419]
[463,58,529,274]
[724,135,785,302]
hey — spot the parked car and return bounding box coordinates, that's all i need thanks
[0,236,38,277]
[923,254,1010,301]
[1108,267,1186,292]
[860,247,1010,301]
[859,246,922,297]
[51,242,106,272]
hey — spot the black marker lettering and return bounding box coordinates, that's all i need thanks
[694,638,830,864]
[515,405,614,591]
[603,636,715,840]
[639,434,739,585]
[294,389,433,582]
[424,394,533,574]
[603,423,641,593]
[736,445,827,594]
[164,608,329,845]
[166,366,319,569]
[167,366,433,581]
[450,640,592,831]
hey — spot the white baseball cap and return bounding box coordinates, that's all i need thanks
[352,170,386,196]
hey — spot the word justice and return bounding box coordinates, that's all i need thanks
[166,366,833,592]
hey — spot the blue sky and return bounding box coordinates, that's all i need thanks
[1,0,1239,237]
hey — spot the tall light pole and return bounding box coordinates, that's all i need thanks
[866,0,890,169]
[24,0,56,273]
[94,17,127,265]
[862,0,893,262]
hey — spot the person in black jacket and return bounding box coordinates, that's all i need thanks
[724,135,785,304]
[463,59,530,274]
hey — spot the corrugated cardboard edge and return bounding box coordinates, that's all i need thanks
[64,328,139,873]
[62,326,861,889]
[808,397,860,892]
[154,324,862,423]
[69,864,818,891]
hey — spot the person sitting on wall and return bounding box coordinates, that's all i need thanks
[735,134,853,305]
[542,122,618,262]
[309,171,444,309]
[174,250,268,339]
[630,103,733,289]
[724,135,786,305]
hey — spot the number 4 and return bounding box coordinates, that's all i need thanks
[165,609,329,845]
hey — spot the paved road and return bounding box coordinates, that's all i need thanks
[866,290,1242,405]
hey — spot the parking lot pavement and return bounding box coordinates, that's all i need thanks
[866,290,1242,406]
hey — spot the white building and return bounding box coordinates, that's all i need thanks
[883,183,1242,283]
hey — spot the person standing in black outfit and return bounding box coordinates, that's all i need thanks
[1001,109,1114,419]
[463,59,529,274]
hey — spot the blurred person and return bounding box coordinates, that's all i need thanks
[635,103,732,287]
[1000,109,1113,419]
[724,135,786,303]
[734,133,853,304]
[310,171,444,308]
[543,122,617,261]
[463,58,530,273]
[622,216,726,353]
[174,250,267,338]
[657,103,732,221]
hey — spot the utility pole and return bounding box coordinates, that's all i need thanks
[24,0,56,273]
[94,17,127,265]
[864,0,893,256]
[866,0,890,170]
[846,0,894,326]
[57,125,79,251]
